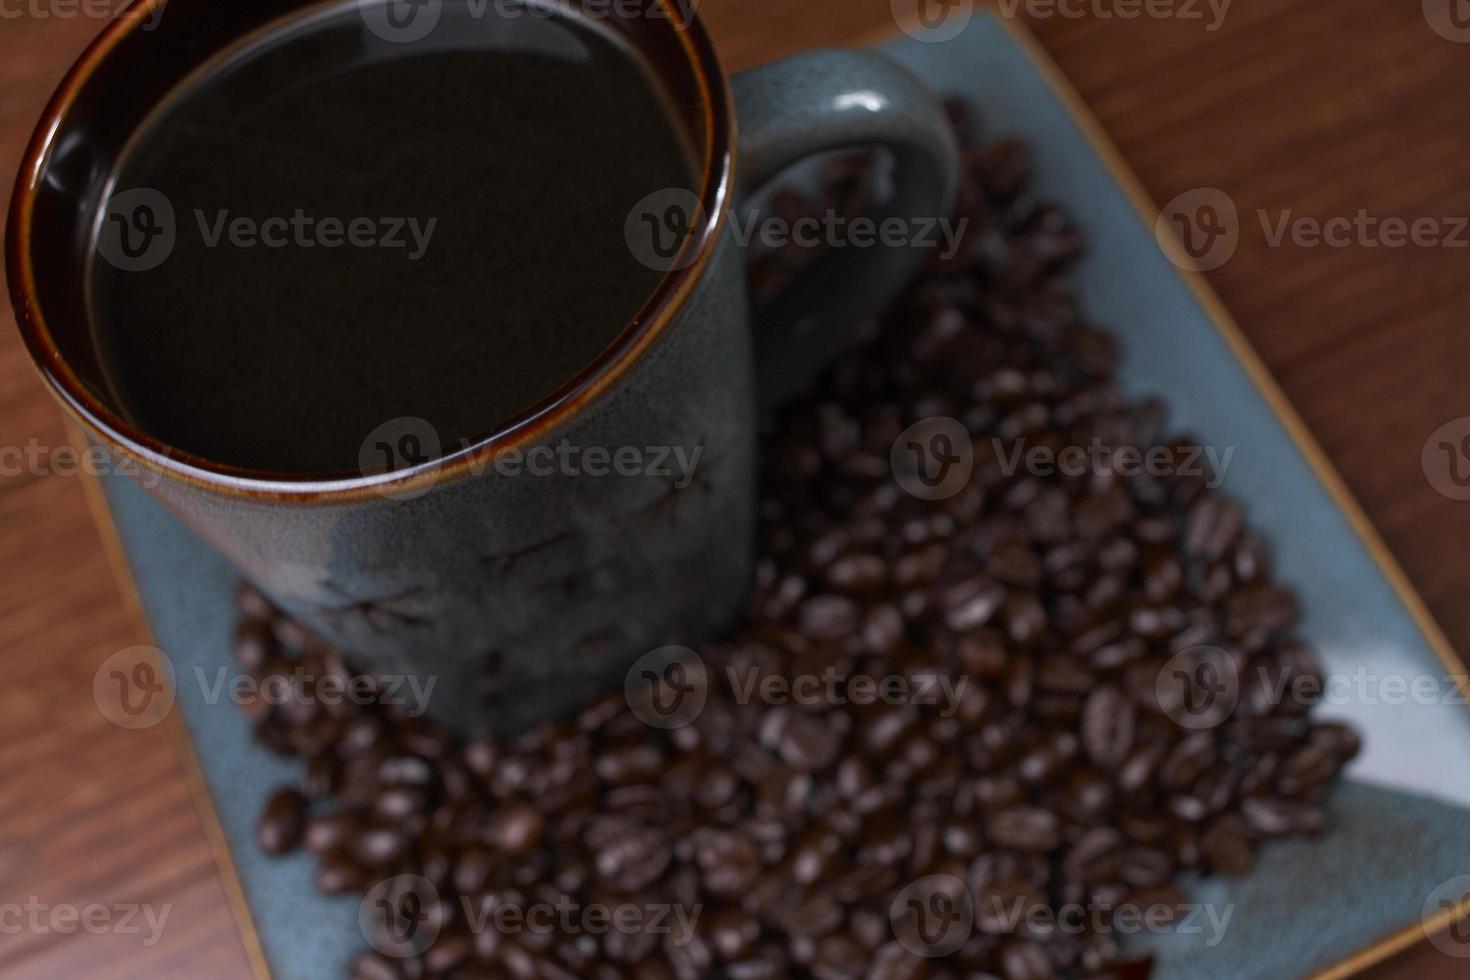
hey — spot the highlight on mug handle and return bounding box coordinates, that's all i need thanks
[730,48,961,409]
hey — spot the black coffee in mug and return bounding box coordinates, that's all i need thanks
[87,0,699,473]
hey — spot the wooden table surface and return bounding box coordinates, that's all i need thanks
[2,1,1467,977]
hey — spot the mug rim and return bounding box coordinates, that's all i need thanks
[5,0,735,502]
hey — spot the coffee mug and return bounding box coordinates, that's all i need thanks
[8,0,958,735]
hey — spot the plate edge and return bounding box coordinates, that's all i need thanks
[69,424,276,980]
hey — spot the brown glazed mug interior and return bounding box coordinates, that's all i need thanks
[6,0,732,497]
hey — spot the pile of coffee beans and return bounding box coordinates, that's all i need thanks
[241,101,1359,979]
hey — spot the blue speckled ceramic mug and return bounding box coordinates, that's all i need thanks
[9,0,958,735]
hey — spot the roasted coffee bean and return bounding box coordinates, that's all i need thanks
[1242,797,1322,838]
[1308,722,1362,761]
[372,786,427,822]
[352,826,411,868]
[301,755,340,801]
[1001,939,1054,980]
[1081,685,1134,768]
[798,595,861,641]
[450,844,494,895]
[377,755,432,787]
[772,711,844,773]
[235,582,277,622]
[1276,744,1339,795]
[257,788,307,855]
[315,860,367,895]
[1184,495,1242,563]
[1119,846,1174,887]
[237,112,1356,980]
[590,817,670,893]
[864,941,927,980]
[595,743,664,786]
[988,807,1061,852]
[348,951,400,980]
[825,554,887,594]
[488,801,545,854]
[1200,817,1255,876]
[232,618,276,673]
[941,576,1006,632]
[424,933,470,974]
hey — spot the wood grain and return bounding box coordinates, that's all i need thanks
[0,1,1466,976]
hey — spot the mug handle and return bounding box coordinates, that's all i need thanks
[731,49,960,409]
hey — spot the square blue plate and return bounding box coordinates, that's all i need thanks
[85,11,1470,979]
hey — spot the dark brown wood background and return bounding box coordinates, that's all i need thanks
[1,0,1466,976]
